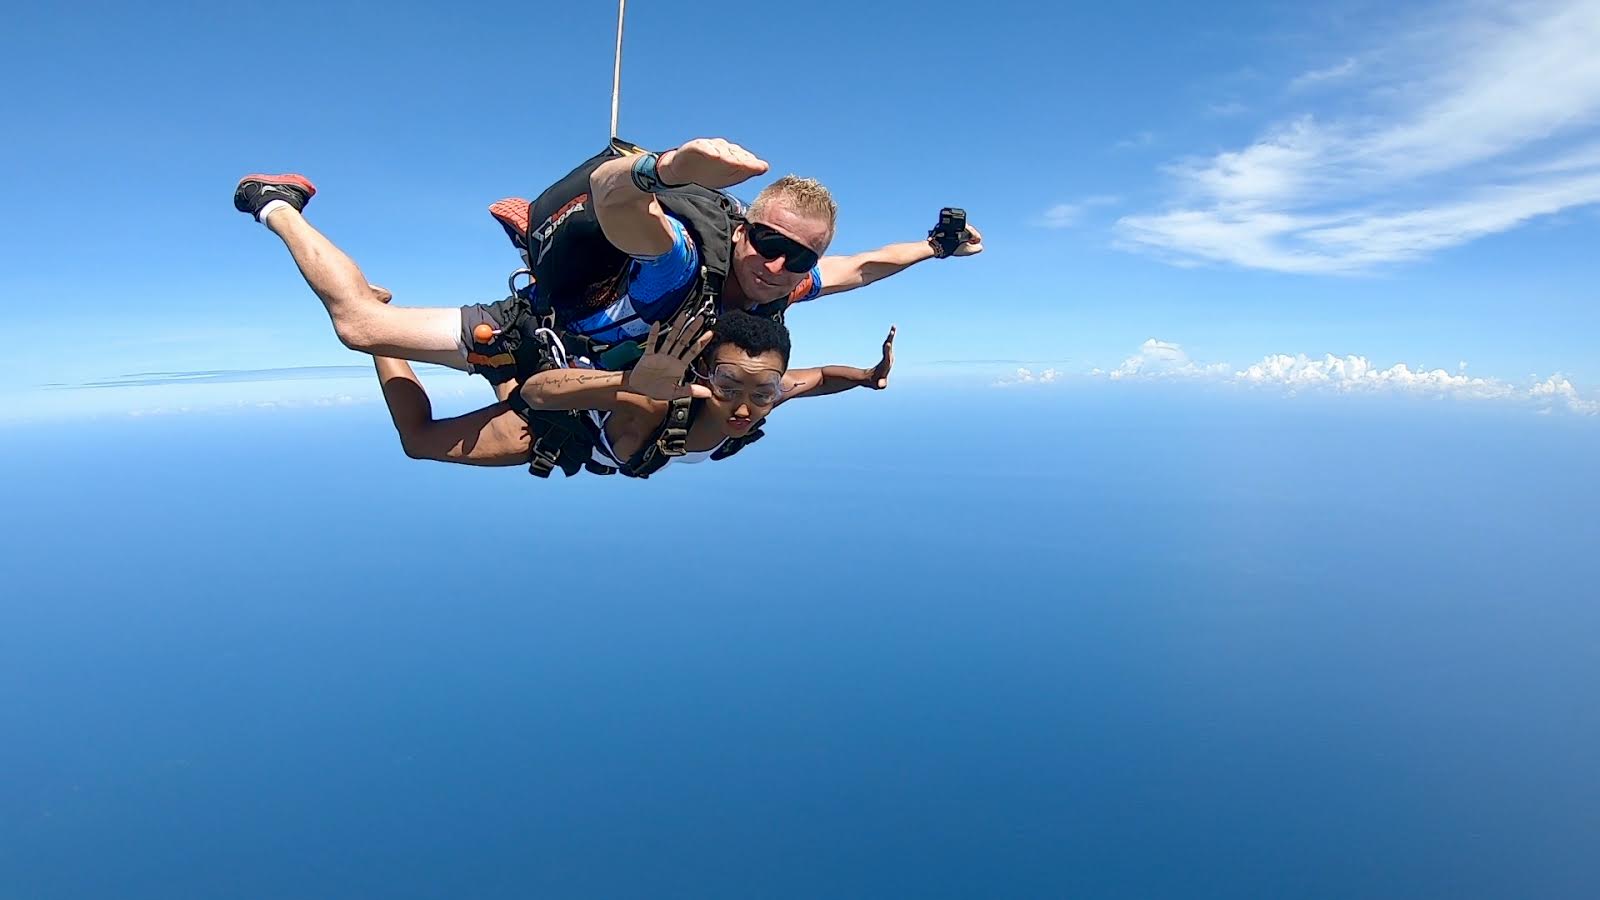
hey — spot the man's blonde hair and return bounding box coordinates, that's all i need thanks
[748,175,838,235]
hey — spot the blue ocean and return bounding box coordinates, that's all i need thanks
[3,383,1598,898]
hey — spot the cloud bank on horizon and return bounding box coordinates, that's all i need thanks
[1047,338,1600,416]
[4,354,1595,426]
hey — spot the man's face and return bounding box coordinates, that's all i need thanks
[699,345,787,437]
[731,202,832,303]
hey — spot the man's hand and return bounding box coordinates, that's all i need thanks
[658,139,770,190]
[623,308,715,401]
[868,325,896,389]
[950,223,983,257]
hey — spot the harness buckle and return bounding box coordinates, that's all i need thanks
[508,267,535,298]
[527,448,557,478]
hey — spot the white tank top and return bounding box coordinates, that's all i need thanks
[587,408,726,471]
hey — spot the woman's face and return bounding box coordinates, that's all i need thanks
[699,345,786,437]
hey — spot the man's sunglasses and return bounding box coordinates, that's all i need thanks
[744,222,819,274]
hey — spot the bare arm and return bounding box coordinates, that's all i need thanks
[779,326,896,404]
[815,224,984,297]
[589,156,678,258]
[817,241,936,296]
[374,355,532,466]
[780,366,875,402]
[519,366,630,412]
[517,372,665,464]
[518,309,714,412]
[362,284,528,466]
[590,138,771,258]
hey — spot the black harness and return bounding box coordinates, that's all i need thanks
[488,138,748,477]
[509,391,765,480]
[612,397,766,479]
[483,138,803,478]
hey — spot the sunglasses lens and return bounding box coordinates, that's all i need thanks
[784,251,816,274]
[748,225,818,274]
[711,368,782,406]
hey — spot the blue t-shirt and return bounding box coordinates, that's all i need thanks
[564,216,822,350]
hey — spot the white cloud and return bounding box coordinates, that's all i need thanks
[1165,117,1333,205]
[1520,139,1600,175]
[1119,0,1600,273]
[1114,131,1156,151]
[1121,168,1600,272]
[1036,196,1120,228]
[1090,339,1600,415]
[1234,354,1517,400]
[1289,58,1358,91]
[1530,375,1600,415]
[1106,339,1231,380]
[994,367,1061,387]
[1037,204,1085,229]
[0,366,477,426]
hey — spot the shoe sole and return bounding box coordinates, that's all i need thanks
[237,173,318,198]
[488,198,530,234]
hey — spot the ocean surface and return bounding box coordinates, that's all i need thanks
[3,383,1598,898]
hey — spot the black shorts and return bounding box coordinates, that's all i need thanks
[459,295,541,386]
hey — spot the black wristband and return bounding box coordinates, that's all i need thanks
[630,152,687,193]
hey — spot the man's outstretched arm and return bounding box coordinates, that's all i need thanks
[814,224,984,297]
[590,138,770,257]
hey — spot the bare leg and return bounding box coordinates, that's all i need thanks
[361,287,531,465]
[263,207,468,370]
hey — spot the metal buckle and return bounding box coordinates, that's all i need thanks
[508,267,535,297]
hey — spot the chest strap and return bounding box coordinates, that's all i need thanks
[506,389,596,479]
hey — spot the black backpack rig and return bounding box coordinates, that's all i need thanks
[493,138,767,479]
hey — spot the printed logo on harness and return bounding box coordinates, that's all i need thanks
[531,193,590,262]
[466,349,517,369]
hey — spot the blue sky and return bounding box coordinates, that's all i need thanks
[6,5,1600,894]
[1,0,1598,422]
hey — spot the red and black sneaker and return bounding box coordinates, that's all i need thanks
[489,197,533,266]
[233,173,317,219]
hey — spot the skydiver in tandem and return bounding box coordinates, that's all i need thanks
[233,136,975,476]
[363,283,897,478]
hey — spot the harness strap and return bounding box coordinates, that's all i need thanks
[507,389,596,479]
[710,424,765,461]
[616,396,691,479]
[745,297,790,324]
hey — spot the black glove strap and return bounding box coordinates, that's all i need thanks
[630,151,689,193]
